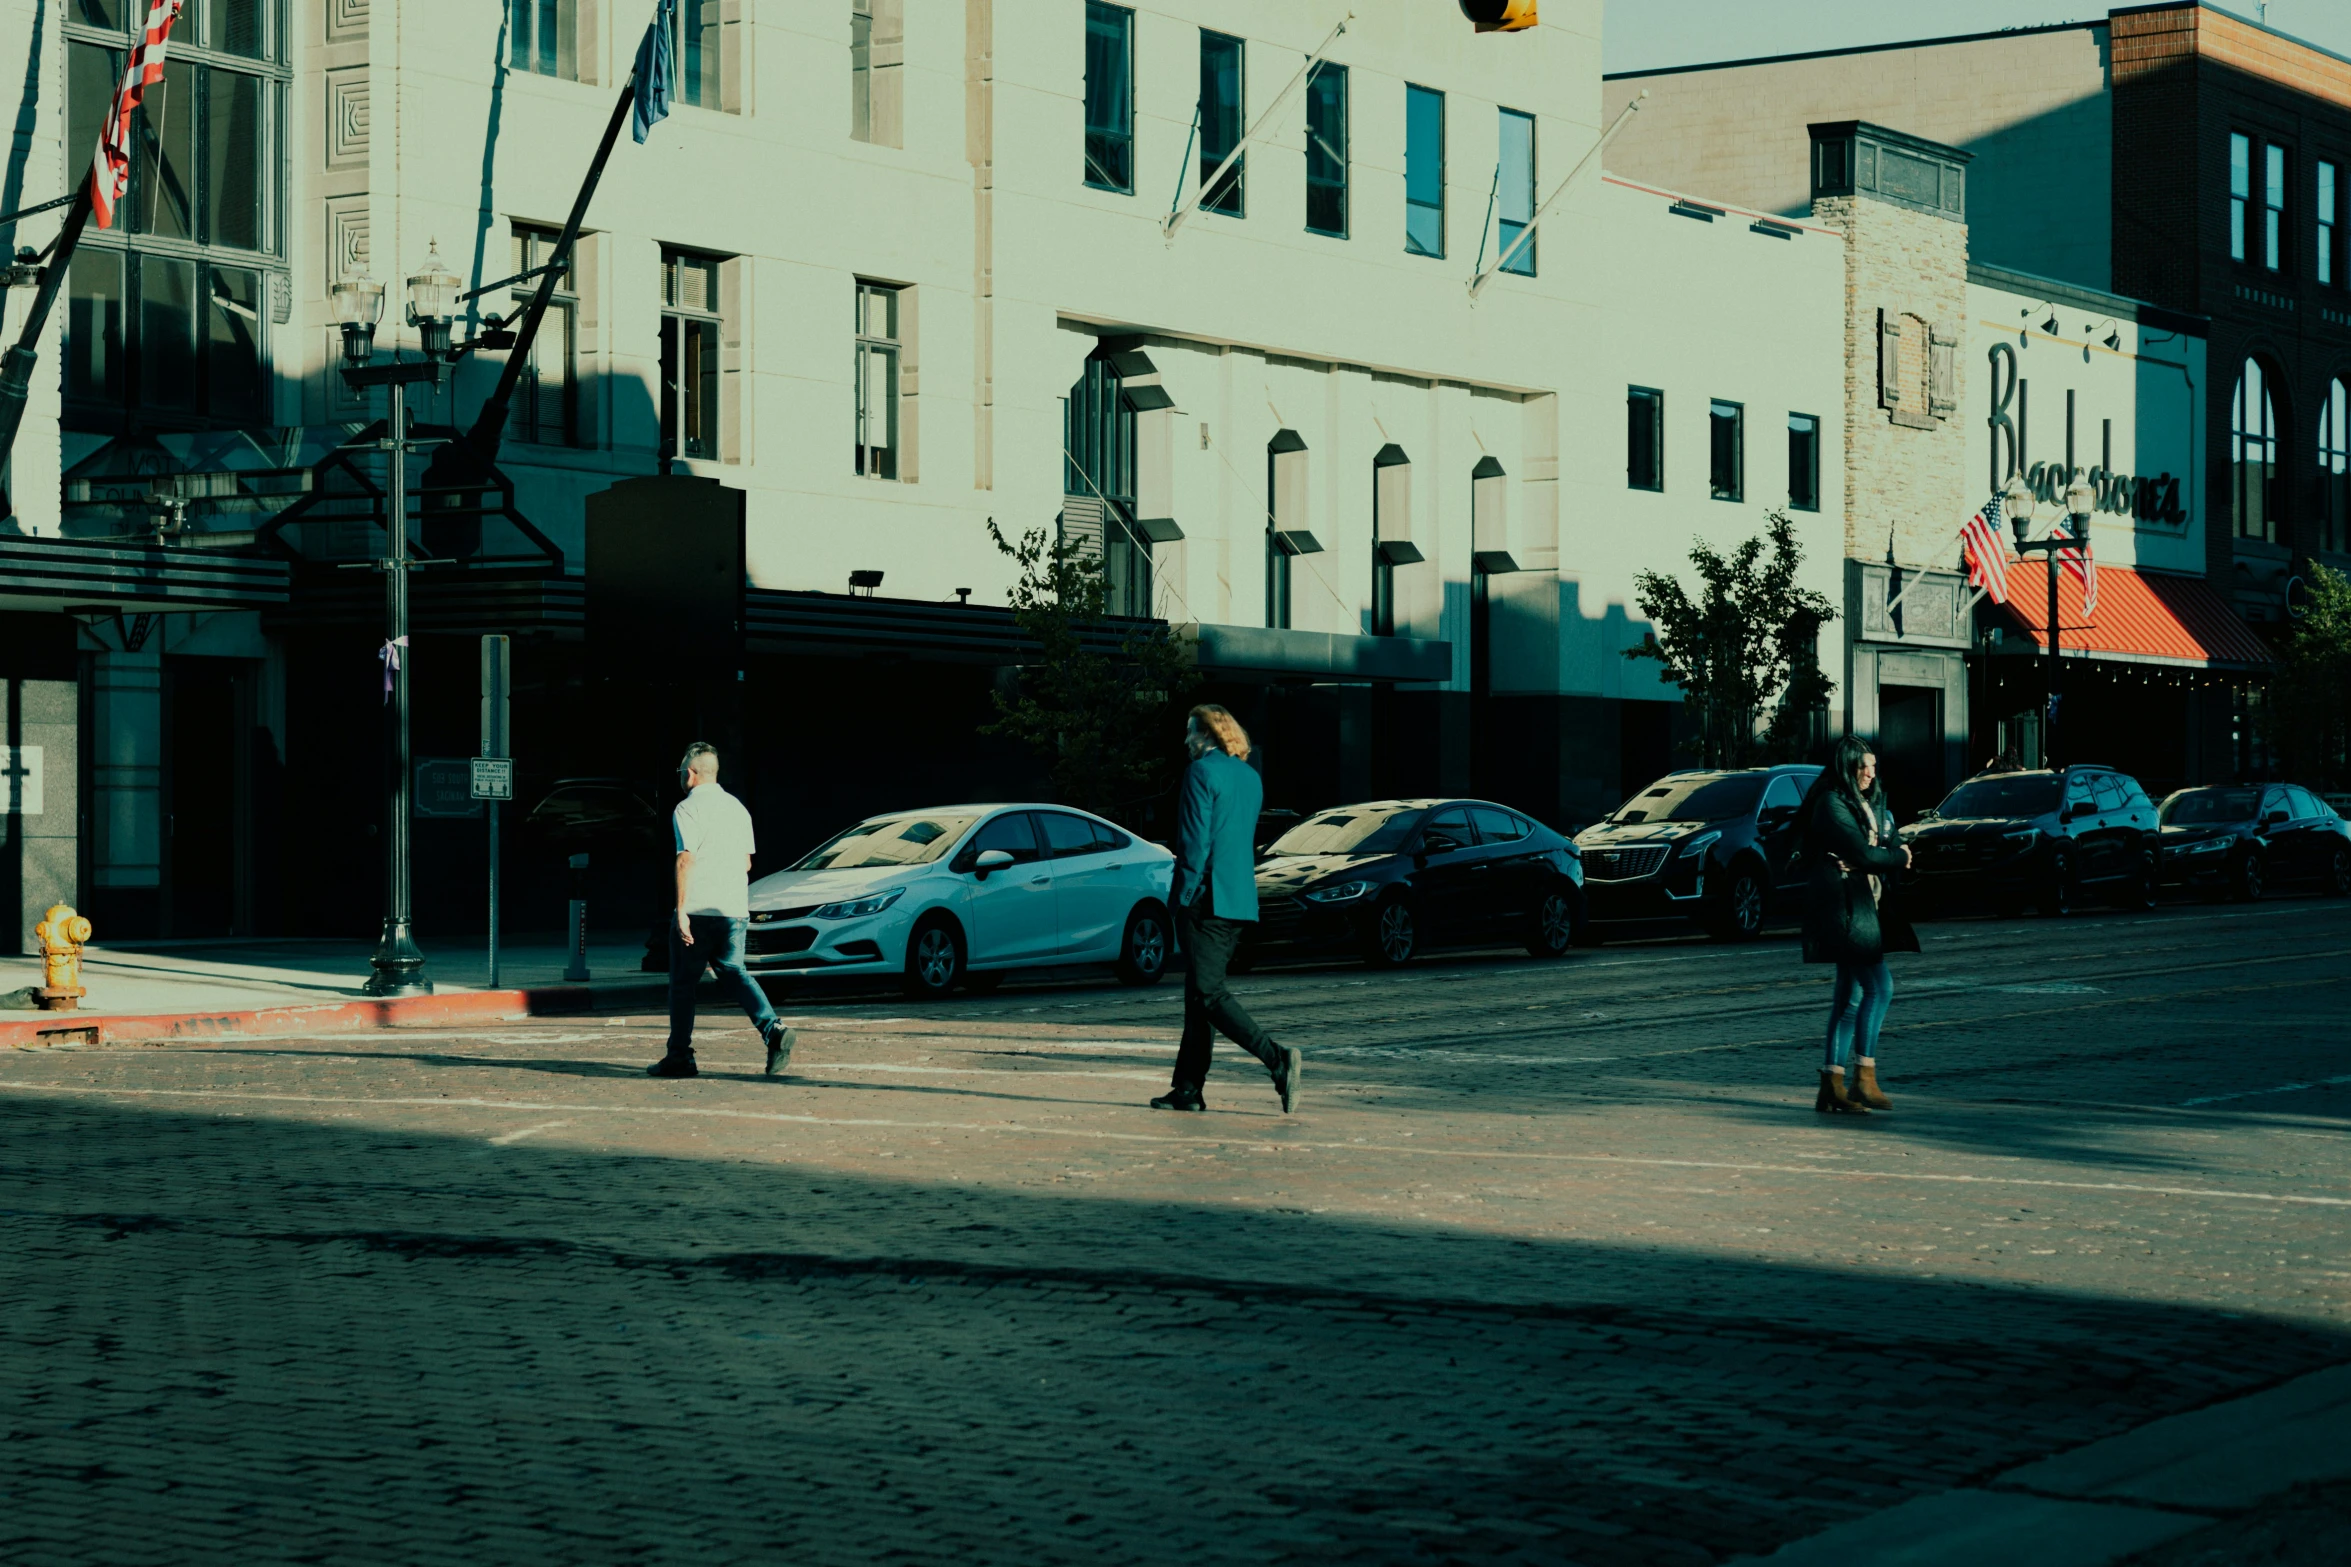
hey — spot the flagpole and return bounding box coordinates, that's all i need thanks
[0,180,93,491]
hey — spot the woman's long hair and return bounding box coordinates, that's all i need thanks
[1186,704,1251,761]
[1795,734,1880,854]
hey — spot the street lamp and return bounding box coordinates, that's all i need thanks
[2004,472,2094,768]
[338,247,462,997]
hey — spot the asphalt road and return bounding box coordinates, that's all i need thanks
[4,897,2347,1564]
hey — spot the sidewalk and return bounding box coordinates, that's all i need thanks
[0,934,668,1046]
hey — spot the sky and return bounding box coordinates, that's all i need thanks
[1602,1,2351,76]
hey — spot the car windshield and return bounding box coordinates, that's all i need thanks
[1266,806,1428,856]
[1938,775,2060,819]
[1611,776,1762,824]
[2161,788,2260,826]
[791,813,980,870]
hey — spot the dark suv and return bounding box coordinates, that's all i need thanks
[1572,765,1821,941]
[1899,764,2159,915]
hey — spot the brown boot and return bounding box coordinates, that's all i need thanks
[1852,1057,1893,1110]
[1816,1066,1870,1114]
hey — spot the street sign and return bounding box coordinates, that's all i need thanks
[470,757,514,800]
[415,758,483,818]
[481,634,511,758]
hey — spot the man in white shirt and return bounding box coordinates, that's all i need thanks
[649,742,794,1078]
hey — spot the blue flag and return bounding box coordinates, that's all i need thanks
[631,0,675,145]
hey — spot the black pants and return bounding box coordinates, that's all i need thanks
[665,915,781,1056]
[1173,908,1277,1091]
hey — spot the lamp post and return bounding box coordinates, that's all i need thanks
[333,246,460,997]
[2005,473,2096,767]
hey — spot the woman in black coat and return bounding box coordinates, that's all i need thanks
[1795,735,1919,1114]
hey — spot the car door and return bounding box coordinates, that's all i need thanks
[1037,810,1126,956]
[1756,773,1809,899]
[1408,805,1483,937]
[1470,806,1545,929]
[2061,772,2104,878]
[2089,773,2132,881]
[2277,787,2323,882]
[956,811,1058,964]
[2254,787,2296,881]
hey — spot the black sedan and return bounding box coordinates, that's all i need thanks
[2156,783,2351,901]
[1572,765,1820,941]
[1900,764,2158,915]
[1241,799,1584,968]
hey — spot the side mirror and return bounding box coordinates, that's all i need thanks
[1420,832,1463,854]
[2262,810,2288,828]
[973,848,1015,880]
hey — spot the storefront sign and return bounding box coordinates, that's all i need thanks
[1987,341,2187,526]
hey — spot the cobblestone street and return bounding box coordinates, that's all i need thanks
[5,900,2348,1564]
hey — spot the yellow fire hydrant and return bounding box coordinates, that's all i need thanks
[35,903,91,1012]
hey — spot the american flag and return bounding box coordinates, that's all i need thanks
[1960,494,2011,605]
[2059,520,2099,617]
[89,1,186,231]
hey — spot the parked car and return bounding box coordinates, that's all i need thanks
[1573,765,1820,941]
[1242,799,1584,968]
[2155,783,2351,901]
[744,804,1174,998]
[1900,764,2159,915]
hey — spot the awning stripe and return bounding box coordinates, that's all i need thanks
[1997,565,2273,668]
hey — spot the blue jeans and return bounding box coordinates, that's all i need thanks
[1824,958,1893,1068]
[666,915,781,1056]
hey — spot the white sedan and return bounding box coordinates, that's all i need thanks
[744,803,1175,998]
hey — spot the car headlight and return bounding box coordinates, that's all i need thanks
[2168,837,2228,856]
[2000,828,2039,849]
[811,888,906,919]
[1676,830,1720,859]
[1301,879,1375,903]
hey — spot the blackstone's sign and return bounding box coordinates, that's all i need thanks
[1987,341,2187,527]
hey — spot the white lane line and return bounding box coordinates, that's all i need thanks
[2181,1073,2351,1107]
[5,1080,2345,1210]
[816,1064,1169,1082]
[488,1120,572,1146]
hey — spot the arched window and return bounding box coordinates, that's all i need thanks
[2321,377,2349,556]
[2232,359,2278,543]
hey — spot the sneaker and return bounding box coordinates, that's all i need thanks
[646,1052,699,1079]
[764,1022,796,1077]
[1268,1043,1302,1114]
[1149,1086,1206,1112]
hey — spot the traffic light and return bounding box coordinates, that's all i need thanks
[1460,0,1538,32]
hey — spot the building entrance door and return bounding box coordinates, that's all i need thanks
[1877,684,1944,819]
[165,660,244,937]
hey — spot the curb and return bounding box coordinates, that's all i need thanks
[0,980,672,1050]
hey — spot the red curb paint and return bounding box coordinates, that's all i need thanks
[0,983,662,1049]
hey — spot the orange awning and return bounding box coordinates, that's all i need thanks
[1996,565,2274,669]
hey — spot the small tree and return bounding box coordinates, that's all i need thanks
[1624,509,1837,768]
[982,519,1199,825]
[2265,562,2351,787]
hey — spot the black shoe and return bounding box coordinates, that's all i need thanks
[1150,1086,1206,1112]
[1269,1043,1302,1114]
[646,1052,699,1079]
[764,1022,796,1077]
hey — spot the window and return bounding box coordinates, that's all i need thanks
[1418,807,1473,850]
[2092,774,2128,814]
[1199,30,1245,217]
[509,226,575,446]
[1039,813,1104,858]
[1266,432,1308,629]
[957,812,1042,869]
[62,4,281,434]
[1469,806,1524,843]
[1709,399,1744,502]
[2231,132,2251,262]
[1083,2,1133,192]
[1372,445,1412,637]
[1498,107,1535,276]
[2232,359,2277,543]
[1788,412,1820,511]
[1305,62,1347,237]
[2322,160,2341,287]
[661,249,723,463]
[2266,142,2288,271]
[1063,357,1150,618]
[2321,377,2349,554]
[854,281,901,478]
[1761,773,1804,813]
[679,0,724,109]
[1627,386,1663,490]
[850,0,903,146]
[1405,85,1444,257]
[508,0,577,81]
[2288,786,2324,820]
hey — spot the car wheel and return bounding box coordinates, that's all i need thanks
[1709,865,1766,943]
[2329,846,2351,899]
[961,970,1005,994]
[2233,853,2265,903]
[1364,894,1418,969]
[1526,887,1577,959]
[2112,848,2158,911]
[1115,904,1170,986]
[2039,851,2075,917]
[901,916,964,999]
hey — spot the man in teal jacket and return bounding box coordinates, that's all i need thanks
[1151,705,1302,1113]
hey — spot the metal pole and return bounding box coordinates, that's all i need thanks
[1162,13,1353,246]
[1467,90,1648,301]
[487,800,500,990]
[2046,547,2062,767]
[366,378,431,995]
[0,181,95,482]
